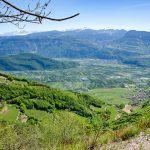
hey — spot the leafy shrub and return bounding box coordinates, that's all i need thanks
[138,118,150,130]
[116,103,125,109]
[20,103,26,113]
[142,100,150,108]
[27,117,38,125]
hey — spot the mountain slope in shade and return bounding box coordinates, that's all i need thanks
[0,53,78,71]
[0,29,150,67]
[0,29,126,57]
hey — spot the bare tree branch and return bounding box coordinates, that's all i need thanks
[0,0,80,28]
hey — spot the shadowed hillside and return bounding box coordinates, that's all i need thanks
[0,29,150,67]
[0,53,78,71]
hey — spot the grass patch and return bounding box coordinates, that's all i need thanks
[0,105,18,122]
[87,88,134,104]
[93,105,118,121]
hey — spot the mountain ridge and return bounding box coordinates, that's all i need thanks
[0,29,150,67]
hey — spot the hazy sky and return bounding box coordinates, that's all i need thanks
[1,0,150,33]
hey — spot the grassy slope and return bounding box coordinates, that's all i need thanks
[0,105,18,122]
[0,73,129,125]
[0,73,150,149]
[87,88,134,104]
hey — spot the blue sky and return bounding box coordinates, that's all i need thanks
[1,0,150,33]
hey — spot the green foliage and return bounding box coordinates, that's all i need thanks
[20,103,26,113]
[138,118,150,130]
[88,88,133,104]
[116,103,125,109]
[142,99,150,108]
[27,117,38,125]
[115,126,139,141]
[99,131,115,144]
[0,73,103,118]
[0,111,91,150]
[0,105,18,122]
[111,100,150,130]
[0,121,16,150]
[0,73,150,149]
[0,53,78,71]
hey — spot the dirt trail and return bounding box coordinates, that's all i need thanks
[20,114,28,123]
[122,104,132,114]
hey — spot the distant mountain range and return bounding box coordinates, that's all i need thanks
[0,31,35,36]
[0,53,77,71]
[0,29,149,67]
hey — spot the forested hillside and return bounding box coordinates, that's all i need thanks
[0,73,103,117]
[0,73,150,149]
[0,53,77,71]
